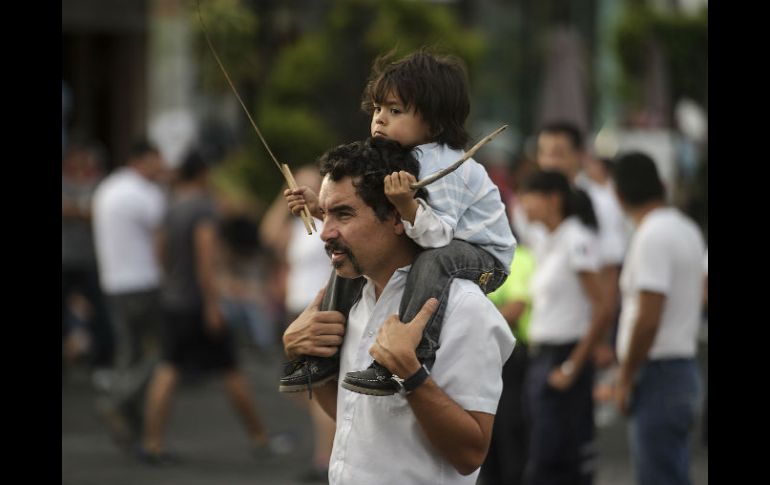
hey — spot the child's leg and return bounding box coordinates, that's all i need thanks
[320,270,366,315]
[279,269,364,393]
[341,240,508,396]
[400,239,508,369]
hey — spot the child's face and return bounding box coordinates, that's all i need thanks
[370,91,432,148]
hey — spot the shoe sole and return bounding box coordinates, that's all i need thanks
[278,373,338,393]
[340,379,397,396]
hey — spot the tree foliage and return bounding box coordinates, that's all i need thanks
[206,0,484,208]
[615,4,708,114]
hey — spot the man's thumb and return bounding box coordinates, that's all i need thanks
[308,286,327,311]
[410,298,438,330]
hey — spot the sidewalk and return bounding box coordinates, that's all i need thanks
[62,344,708,485]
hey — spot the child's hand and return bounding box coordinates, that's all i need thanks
[384,171,419,223]
[284,186,321,220]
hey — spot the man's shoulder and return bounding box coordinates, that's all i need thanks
[446,279,503,315]
[94,172,129,203]
[442,279,515,364]
[638,209,681,241]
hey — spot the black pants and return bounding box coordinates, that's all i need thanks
[480,341,529,485]
[524,342,595,485]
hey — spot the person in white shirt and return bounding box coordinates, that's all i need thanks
[280,49,516,396]
[611,152,705,485]
[282,138,515,484]
[532,122,628,349]
[518,169,612,485]
[91,140,168,449]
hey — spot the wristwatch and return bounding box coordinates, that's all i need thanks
[391,364,431,396]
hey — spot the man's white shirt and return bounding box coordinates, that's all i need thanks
[617,208,705,362]
[92,168,166,294]
[329,266,515,485]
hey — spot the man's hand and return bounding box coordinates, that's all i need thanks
[284,186,321,220]
[384,171,419,224]
[283,287,346,360]
[614,372,633,416]
[547,366,575,391]
[204,301,225,337]
[369,298,438,379]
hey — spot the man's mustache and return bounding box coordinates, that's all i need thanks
[325,239,351,258]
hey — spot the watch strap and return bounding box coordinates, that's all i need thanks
[403,364,431,393]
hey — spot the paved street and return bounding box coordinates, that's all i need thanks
[63,343,708,485]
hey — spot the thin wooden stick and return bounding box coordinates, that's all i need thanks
[197,0,317,234]
[282,164,317,235]
[411,125,508,189]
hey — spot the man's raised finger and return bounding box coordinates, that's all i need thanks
[305,286,327,312]
[409,298,438,332]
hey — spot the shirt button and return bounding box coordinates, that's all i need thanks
[367,331,374,337]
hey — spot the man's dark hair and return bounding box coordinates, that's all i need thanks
[599,156,615,175]
[178,149,210,182]
[361,48,470,150]
[538,121,584,151]
[612,151,665,207]
[318,137,427,221]
[126,139,159,162]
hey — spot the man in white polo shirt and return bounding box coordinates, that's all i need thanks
[92,140,168,449]
[282,138,515,485]
[611,151,705,485]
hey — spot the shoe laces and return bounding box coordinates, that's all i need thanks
[282,357,315,400]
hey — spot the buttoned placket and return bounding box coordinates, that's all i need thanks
[329,269,409,483]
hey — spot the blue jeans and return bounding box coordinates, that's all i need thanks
[628,358,701,485]
[400,239,508,368]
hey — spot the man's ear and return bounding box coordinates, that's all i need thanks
[391,210,406,236]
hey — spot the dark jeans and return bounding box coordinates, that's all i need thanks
[319,239,507,369]
[400,239,507,368]
[480,341,529,485]
[629,358,700,485]
[105,289,163,433]
[524,342,595,485]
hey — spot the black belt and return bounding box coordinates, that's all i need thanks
[528,341,578,357]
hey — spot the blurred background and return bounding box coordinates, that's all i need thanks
[62,0,707,228]
[62,0,707,484]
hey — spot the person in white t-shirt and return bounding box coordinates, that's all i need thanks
[611,151,705,485]
[518,169,613,485]
[91,140,168,449]
[282,138,515,484]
